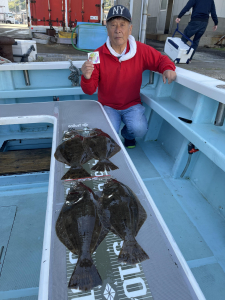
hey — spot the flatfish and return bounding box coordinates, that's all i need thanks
[83,129,121,171]
[96,179,149,265]
[54,130,92,180]
[55,182,106,291]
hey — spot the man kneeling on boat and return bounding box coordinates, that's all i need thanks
[81,5,176,149]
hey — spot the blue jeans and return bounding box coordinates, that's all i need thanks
[104,104,148,140]
[181,20,208,60]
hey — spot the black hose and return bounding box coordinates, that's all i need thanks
[180,154,192,178]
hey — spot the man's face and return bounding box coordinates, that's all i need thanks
[107,17,132,49]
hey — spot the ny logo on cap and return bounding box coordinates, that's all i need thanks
[113,6,125,15]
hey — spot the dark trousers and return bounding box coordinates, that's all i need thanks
[181,20,208,60]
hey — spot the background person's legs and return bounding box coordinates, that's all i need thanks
[103,105,122,134]
[121,104,148,140]
[181,20,208,60]
[190,22,208,60]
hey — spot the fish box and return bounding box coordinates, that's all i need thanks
[164,37,194,64]
[76,24,108,50]
[12,39,37,62]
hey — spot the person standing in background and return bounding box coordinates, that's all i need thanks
[176,0,218,62]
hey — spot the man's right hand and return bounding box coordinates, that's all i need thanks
[81,61,94,80]
[213,25,217,31]
[175,18,181,23]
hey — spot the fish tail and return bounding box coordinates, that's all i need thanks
[68,257,102,291]
[91,159,119,172]
[118,239,149,265]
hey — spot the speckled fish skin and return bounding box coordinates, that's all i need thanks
[97,179,149,265]
[83,129,121,172]
[54,130,92,179]
[56,198,108,255]
[55,182,104,291]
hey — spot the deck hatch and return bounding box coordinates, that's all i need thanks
[0,138,52,152]
[0,148,51,175]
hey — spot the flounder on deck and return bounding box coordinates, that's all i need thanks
[95,178,149,265]
[54,130,92,180]
[55,182,107,291]
[83,129,121,171]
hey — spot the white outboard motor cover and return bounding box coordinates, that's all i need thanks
[12,40,37,62]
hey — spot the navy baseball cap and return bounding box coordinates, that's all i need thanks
[106,5,131,22]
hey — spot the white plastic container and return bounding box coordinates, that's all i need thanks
[12,40,37,62]
[164,37,194,64]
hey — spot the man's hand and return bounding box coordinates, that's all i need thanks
[163,70,177,84]
[175,18,181,23]
[213,25,217,31]
[81,61,94,80]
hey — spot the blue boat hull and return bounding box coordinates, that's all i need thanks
[0,61,225,300]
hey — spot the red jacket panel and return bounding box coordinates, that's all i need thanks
[81,41,175,110]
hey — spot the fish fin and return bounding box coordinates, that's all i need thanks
[108,143,121,159]
[118,239,149,265]
[80,151,93,165]
[94,191,102,198]
[120,182,147,236]
[93,226,109,252]
[61,167,91,180]
[68,257,102,291]
[54,145,69,165]
[91,196,99,207]
[96,205,111,232]
[136,201,147,236]
[55,211,78,255]
[91,159,119,172]
[109,226,122,238]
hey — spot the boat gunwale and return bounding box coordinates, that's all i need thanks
[0,63,225,105]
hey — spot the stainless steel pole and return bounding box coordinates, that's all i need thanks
[214,102,225,126]
[23,70,30,86]
[149,71,154,84]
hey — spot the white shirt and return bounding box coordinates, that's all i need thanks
[106,35,137,62]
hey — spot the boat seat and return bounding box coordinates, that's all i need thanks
[141,74,225,173]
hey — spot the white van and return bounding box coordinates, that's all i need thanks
[0,12,16,24]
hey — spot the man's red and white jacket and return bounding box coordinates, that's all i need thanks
[81,35,175,110]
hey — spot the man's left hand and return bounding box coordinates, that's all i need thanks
[163,70,177,84]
